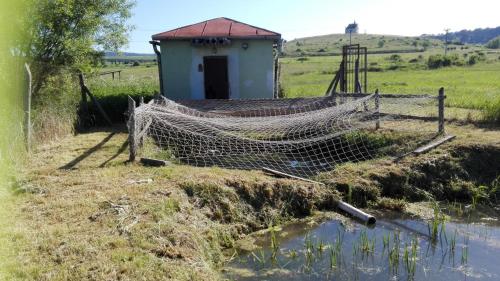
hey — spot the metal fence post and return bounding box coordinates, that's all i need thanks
[24,63,32,152]
[375,89,380,130]
[128,96,136,162]
[438,87,445,134]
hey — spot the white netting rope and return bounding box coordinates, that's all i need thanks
[132,94,438,177]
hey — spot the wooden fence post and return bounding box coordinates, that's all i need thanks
[438,87,445,134]
[375,89,380,130]
[78,73,89,121]
[128,96,136,162]
[79,73,113,126]
[24,63,32,152]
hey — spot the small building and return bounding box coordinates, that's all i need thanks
[345,21,359,34]
[151,17,281,100]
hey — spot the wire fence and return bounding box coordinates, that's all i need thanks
[128,90,445,177]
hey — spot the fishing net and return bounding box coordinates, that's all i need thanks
[132,94,439,177]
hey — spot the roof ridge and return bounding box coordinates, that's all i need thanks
[152,17,281,40]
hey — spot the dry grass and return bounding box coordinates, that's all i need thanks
[11,128,338,280]
[9,121,500,280]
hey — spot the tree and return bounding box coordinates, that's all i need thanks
[26,0,135,95]
[486,36,500,49]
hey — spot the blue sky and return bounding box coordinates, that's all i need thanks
[126,0,500,53]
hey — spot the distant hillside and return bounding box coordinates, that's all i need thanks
[426,26,500,44]
[283,34,444,56]
[103,51,156,63]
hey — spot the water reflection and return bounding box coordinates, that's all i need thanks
[225,209,500,281]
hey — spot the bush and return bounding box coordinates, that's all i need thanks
[388,54,402,62]
[427,55,445,69]
[132,61,140,67]
[427,54,463,69]
[468,54,478,65]
[486,36,500,49]
[378,39,385,48]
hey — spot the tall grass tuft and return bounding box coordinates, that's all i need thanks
[32,71,80,144]
[482,99,500,125]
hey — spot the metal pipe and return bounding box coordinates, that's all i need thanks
[337,201,376,224]
[149,40,164,96]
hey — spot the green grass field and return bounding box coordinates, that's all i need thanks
[90,44,500,123]
[280,53,500,110]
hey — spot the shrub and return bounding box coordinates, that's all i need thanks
[468,55,478,65]
[427,54,463,69]
[297,57,308,63]
[378,39,385,48]
[409,58,418,63]
[486,36,500,49]
[388,54,402,62]
[132,61,140,67]
[427,55,445,69]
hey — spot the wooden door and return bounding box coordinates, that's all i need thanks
[203,56,229,99]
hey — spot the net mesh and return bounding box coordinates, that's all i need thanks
[132,94,439,177]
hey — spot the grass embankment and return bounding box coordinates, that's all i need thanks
[13,122,500,280]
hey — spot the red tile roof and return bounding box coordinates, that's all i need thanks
[152,17,281,40]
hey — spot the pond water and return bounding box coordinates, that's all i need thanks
[224,208,500,281]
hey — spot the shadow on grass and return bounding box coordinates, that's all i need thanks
[99,139,129,168]
[59,132,116,170]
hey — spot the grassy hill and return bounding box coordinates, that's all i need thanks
[284,33,445,56]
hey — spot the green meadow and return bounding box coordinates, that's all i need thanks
[93,45,500,123]
[280,53,500,111]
